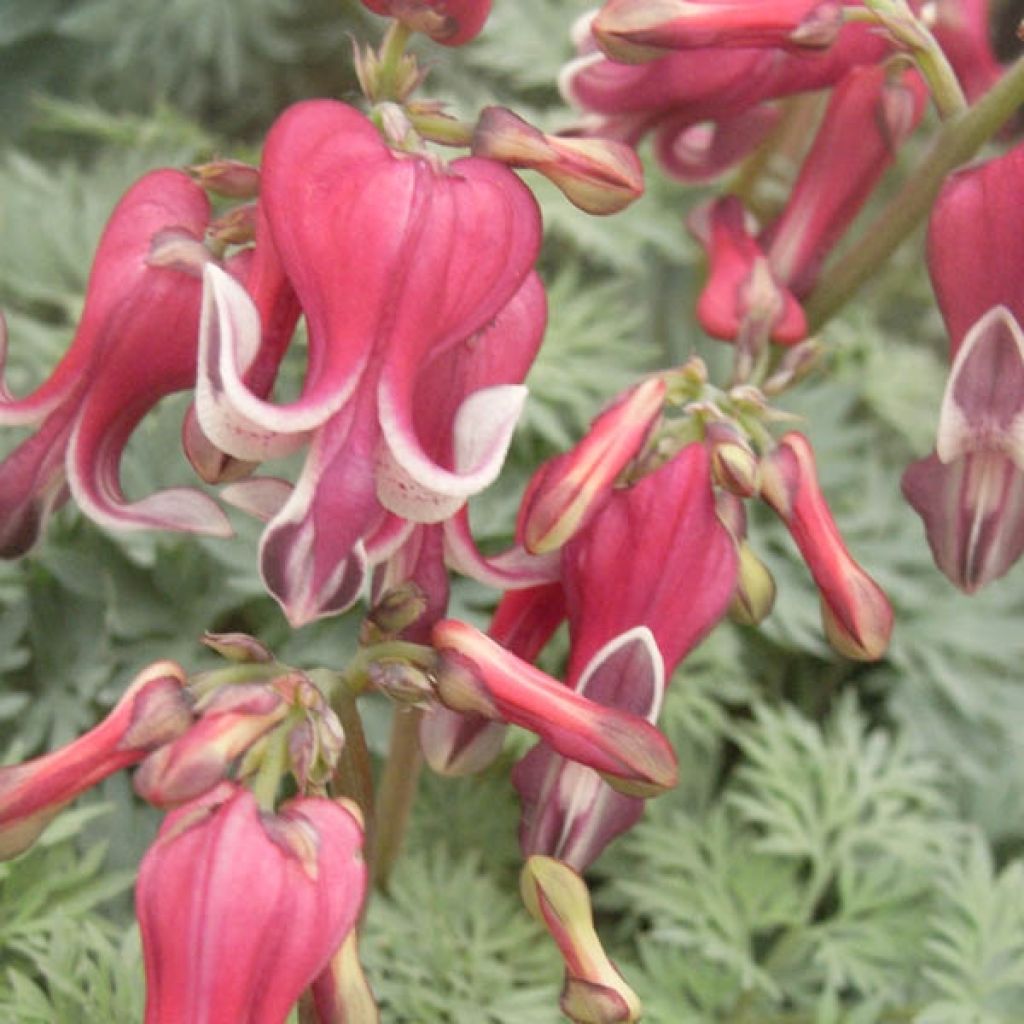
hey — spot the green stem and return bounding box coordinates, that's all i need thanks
[374,20,413,101]
[250,725,291,812]
[804,52,1024,331]
[332,690,377,855]
[407,110,474,148]
[372,707,423,892]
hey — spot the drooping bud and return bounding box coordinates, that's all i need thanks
[729,540,777,625]
[432,619,678,797]
[302,931,380,1024]
[359,0,492,46]
[360,582,429,645]
[592,0,843,63]
[137,785,367,1024]
[188,159,261,199]
[521,856,642,1024]
[133,683,289,807]
[517,377,666,554]
[208,203,259,248]
[0,662,192,859]
[760,433,893,660]
[473,106,644,215]
[706,420,760,496]
[689,197,807,361]
[368,659,436,709]
[202,631,274,664]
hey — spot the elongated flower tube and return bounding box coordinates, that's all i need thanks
[0,171,232,555]
[432,619,678,797]
[514,443,737,867]
[761,432,893,659]
[593,0,843,63]
[421,582,566,776]
[0,662,191,859]
[901,143,1024,591]
[198,100,544,625]
[517,376,666,554]
[359,0,491,45]
[761,63,928,297]
[690,196,807,348]
[521,856,642,1024]
[472,106,644,215]
[137,784,366,1024]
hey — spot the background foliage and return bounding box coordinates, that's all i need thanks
[2,1,1024,1021]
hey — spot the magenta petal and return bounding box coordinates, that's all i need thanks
[442,506,561,589]
[221,477,294,523]
[903,449,1024,593]
[936,305,1024,464]
[420,708,509,776]
[0,172,210,428]
[196,265,321,459]
[258,401,381,627]
[513,628,664,870]
[0,408,74,557]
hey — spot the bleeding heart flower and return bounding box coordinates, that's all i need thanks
[137,784,367,1024]
[197,100,545,625]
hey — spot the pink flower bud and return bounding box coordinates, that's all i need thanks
[188,159,261,199]
[473,106,644,215]
[0,662,191,859]
[517,377,666,554]
[593,0,843,63]
[729,540,777,625]
[432,619,678,797]
[133,683,289,807]
[521,856,642,1023]
[137,784,366,1024]
[760,433,893,660]
[359,0,491,46]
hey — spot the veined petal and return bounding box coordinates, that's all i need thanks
[196,264,320,459]
[936,305,1024,466]
[378,384,527,520]
[442,506,561,589]
[258,400,380,627]
[0,172,210,427]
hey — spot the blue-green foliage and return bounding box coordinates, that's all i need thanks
[1,0,1024,1021]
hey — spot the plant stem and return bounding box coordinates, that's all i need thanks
[250,725,290,812]
[372,707,423,892]
[804,53,1024,331]
[332,691,377,847]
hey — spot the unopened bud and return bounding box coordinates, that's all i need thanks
[361,582,429,644]
[707,421,760,497]
[715,490,748,539]
[134,683,288,807]
[202,631,274,664]
[208,203,258,248]
[521,856,642,1024]
[473,107,644,215]
[729,541,777,625]
[760,433,893,660]
[368,659,436,709]
[302,931,380,1024]
[518,378,665,554]
[188,159,260,199]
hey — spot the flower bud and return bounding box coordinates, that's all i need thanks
[0,662,192,859]
[302,931,380,1024]
[706,420,760,497]
[188,159,260,199]
[521,856,642,1024]
[134,683,289,807]
[729,541,777,626]
[368,659,436,709]
[360,582,429,645]
[432,619,678,797]
[359,0,491,46]
[593,0,843,63]
[137,785,366,1024]
[760,433,893,660]
[202,631,274,664]
[518,378,666,554]
[473,107,644,215]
